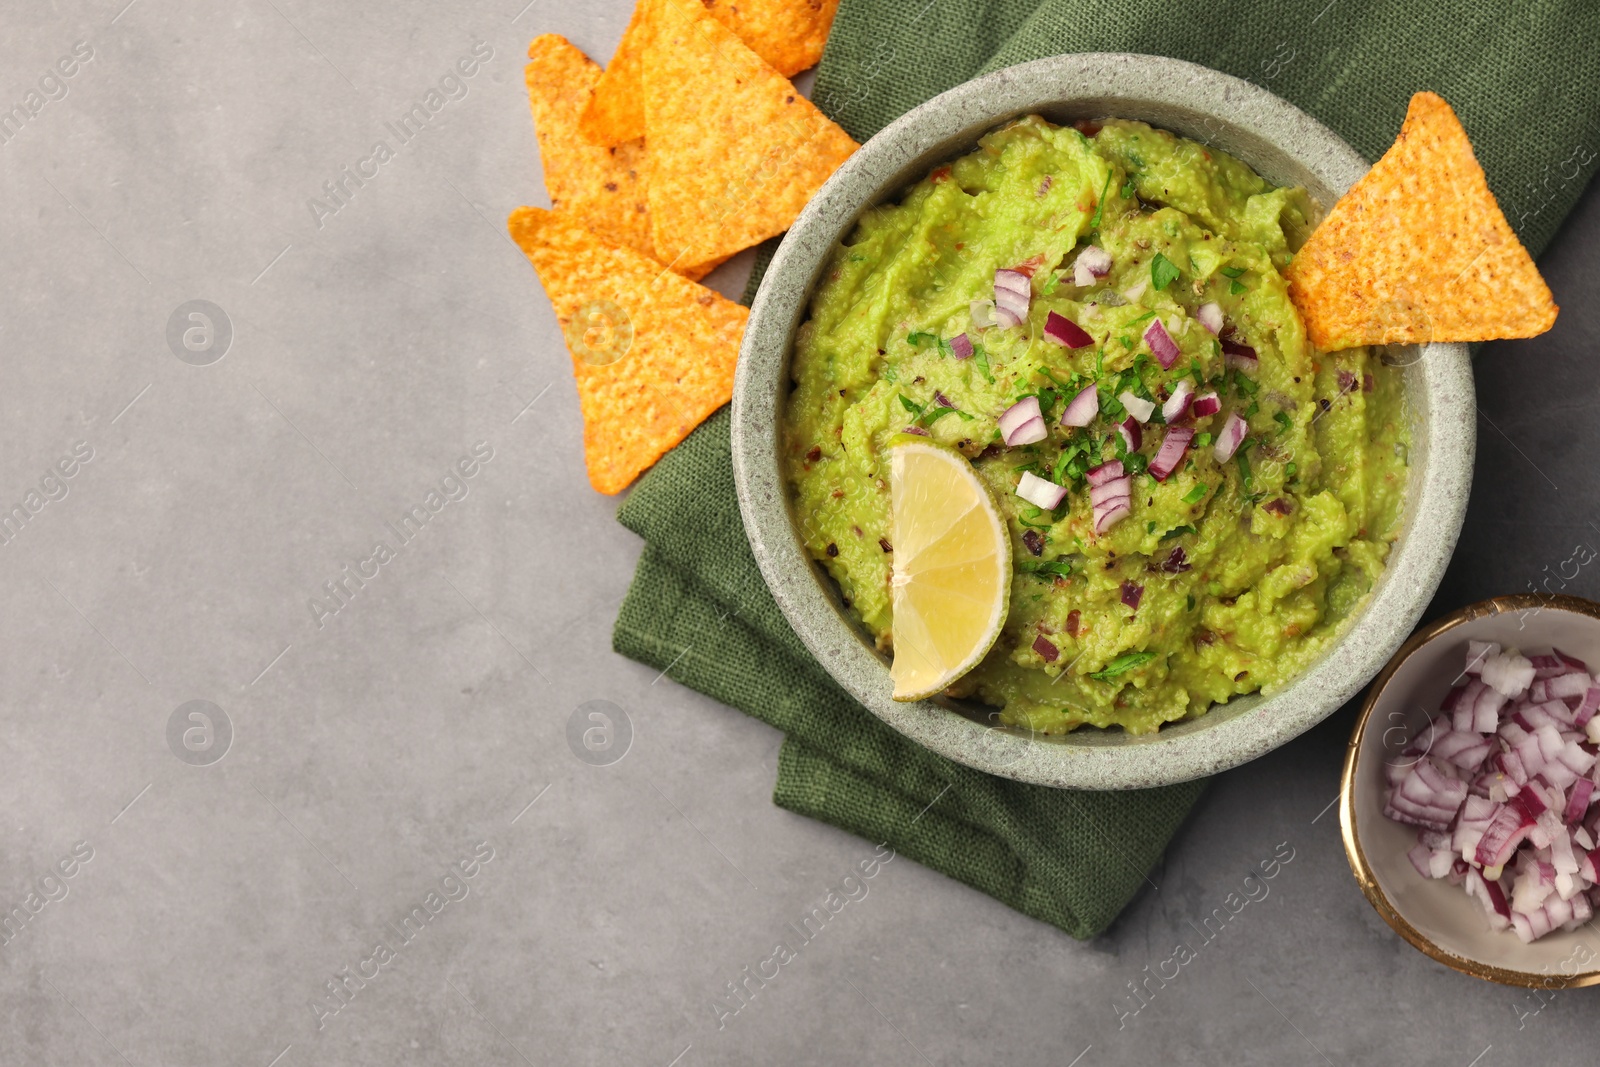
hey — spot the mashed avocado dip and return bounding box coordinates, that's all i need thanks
[783,116,1409,736]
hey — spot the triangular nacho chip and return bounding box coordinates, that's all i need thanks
[508,207,748,494]
[525,34,725,281]
[580,0,841,148]
[1286,92,1557,350]
[643,0,858,268]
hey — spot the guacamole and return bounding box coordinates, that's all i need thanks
[784,116,1408,735]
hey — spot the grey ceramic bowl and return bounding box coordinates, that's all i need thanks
[731,53,1475,790]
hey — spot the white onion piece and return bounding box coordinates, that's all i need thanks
[1162,378,1195,423]
[1073,246,1112,286]
[1195,302,1224,335]
[1119,391,1155,423]
[1213,412,1248,462]
[1016,471,1066,510]
[1060,385,1098,427]
[998,397,1044,445]
[970,299,997,329]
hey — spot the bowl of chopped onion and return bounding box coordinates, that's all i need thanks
[1342,594,1600,987]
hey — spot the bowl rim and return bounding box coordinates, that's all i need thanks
[732,51,1475,790]
[1339,592,1600,989]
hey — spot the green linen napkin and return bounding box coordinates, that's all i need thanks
[614,0,1600,939]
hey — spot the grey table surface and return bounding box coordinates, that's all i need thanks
[1,1,1596,1064]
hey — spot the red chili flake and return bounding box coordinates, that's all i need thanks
[930,165,952,183]
[878,537,893,553]
[1065,609,1082,637]
[1072,119,1103,137]
[1032,634,1059,663]
[1121,580,1144,611]
[1159,547,1191,573]
[1022,530,1044,556]
[805,445,822,463]
[1264,498,1293,516]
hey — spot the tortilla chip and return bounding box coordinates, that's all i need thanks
[578,0,656,148]
[1287,92,1557,350]
[508,206,748,493]
[643,0,858,268]
[525,34,726,281]
[581,0,841,148]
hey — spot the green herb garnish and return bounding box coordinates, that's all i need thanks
[1230,280,1248,296]
[1273,411,1292,435]
[1220,266,1245,279]
[1236,439,1256,490]
[1186,594,1196,611]
[1151,253,1181,292]
[1194,431,1214,448]
[1020,559,1074,578]
[973,343,995,384]
[1090,169,1113,230]
[907,331,938,348]
[1182,484,1208,504]
[1120,178,1137,199]
[1163,524,1197,542]
[1090,650,1158,682]
[1285,461,1298,480]
[898,394,921,415]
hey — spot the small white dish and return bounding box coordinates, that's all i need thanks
[1342,594,1600,987]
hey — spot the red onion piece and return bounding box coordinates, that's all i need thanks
[1093,499,1130,534]
[1190,391,1221,418]
[1148,426,1194,482]
[1088,477,1130,507]
[1086,459,1125,487]
[1221,338,1258,373]
[1116,416,1141,453]
[1144,317,1181,369]
[948,333,973,360]
[1073,246,1112,287]
[1016,471,1066,510]
[1043,311,1094,349]
[1120,580,1143,610]
[1213,412,1248,462]
[998,396,1044,445]
[1060,385,1098,427]
[902,426,930,436]
[1008,416,1047,446]
[994,269,1032,328]
[1032,634,1059,663]
[1195,302,1224,335]
[1161,379,1195,423]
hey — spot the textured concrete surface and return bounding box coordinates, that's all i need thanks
[0,2,1596,1065]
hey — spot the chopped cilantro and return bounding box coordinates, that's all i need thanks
[1219,266,1245,279]
[1285,461,1298,480]
[920,406,959,429]
[882,365,899,383]
[1041,272,1061,296]
[1244,400,1259,418]
[1037,387,1060,419]
[1121,178,1137,199]
[1230,279,1248,296]
[1090,650,1157,682]
[1127,310,1157,329]
[1147,521,1157,534]
[1122,451,1149,476]
[1163,524,1197,542]
[1186,593,1196,611]
[1194,432,1214,448]
[1151,253,1181,292]
[973,343,995,384]
[1090,169,1113,230]
[1020,559,1074,578]
[897,393,921,415]
[1182,484,1207,504]
[1018,513,1055,529]
[907,331,938,348]
[1235,372,1259,397]
[1189,357,1206,387]
[1273,411,1293,435]
[1100,389,1126,421]
[1236,439,1256,489]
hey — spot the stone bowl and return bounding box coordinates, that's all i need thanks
[731,53,1475,790]
[1341,595,1600,987]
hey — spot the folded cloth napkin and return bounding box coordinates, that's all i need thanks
[614,0,1600,938]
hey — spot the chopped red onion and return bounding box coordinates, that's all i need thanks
[1116,416,1141,452]
[1016,471,1067,510]
[1033,633,1059,663]
[1060,385,1098,427]
[948,333,973,360]
[1093,499,1130,534]
[1195,302,1224,335]
[902,426,930,436]
[1190,391,1222,418]
[998,396,1046,446]
[1086,459,1125,488]
[1386,641,1600,942]
[1073,246,1113,286]
[1143,317,1181,369]
[1221,338,1258,373]
[1213,412,1248,462]
[1148,426,1194,481]
[1120,580,1144,610]
[994,269,1032,328]
[1043,311,1094,348]
[1162,379,1195,423]
[1119,391,1155,424]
